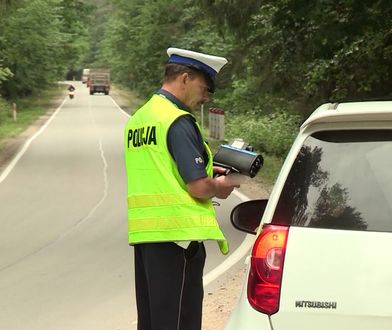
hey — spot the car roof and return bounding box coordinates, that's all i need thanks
[301,101,392,130]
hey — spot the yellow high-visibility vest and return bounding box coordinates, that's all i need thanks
[124,94,228,254]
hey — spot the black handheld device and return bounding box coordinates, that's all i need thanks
[213,139,263,178]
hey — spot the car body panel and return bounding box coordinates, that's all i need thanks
[301,102,392,129]
[273,227,392,329]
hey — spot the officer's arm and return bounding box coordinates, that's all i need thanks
[168,115,238,200]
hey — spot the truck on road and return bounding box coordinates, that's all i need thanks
[88,69,110,95]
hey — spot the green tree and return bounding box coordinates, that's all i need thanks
[0,0,20,89]
[198,0,392,114]
[0,0,93,98]
[98,0,186,96]
[98,0,231,97]
[58,0,93,78]
[1,0,67,97]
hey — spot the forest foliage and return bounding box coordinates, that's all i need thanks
[1,0,392,157]
[0,0,92,98]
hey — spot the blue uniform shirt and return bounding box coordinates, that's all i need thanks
[157,89,209,184]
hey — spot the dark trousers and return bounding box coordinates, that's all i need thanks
[134,242,206,330]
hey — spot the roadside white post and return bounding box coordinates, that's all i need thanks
[209,107,225,140]
[12,103,17,121]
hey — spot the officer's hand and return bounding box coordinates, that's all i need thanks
[214,175,240,199]
[213,166,229,176]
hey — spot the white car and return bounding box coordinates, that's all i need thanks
[225,101,392,330]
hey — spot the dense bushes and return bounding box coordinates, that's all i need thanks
[225,111,301,157]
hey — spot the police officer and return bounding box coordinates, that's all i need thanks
[124,48,239,330]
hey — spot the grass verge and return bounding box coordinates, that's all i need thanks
[0,84,65,151]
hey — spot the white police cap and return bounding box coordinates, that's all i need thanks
[167,47,228,92]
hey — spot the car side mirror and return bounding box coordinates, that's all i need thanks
[230,199,268,235]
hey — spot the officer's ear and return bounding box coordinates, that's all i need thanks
[181,72,190,86]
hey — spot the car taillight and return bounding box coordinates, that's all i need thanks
[247,224,289,315]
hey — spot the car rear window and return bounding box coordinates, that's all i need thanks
[272,130,392,232]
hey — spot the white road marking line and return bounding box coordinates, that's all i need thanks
[0,97,68,184]
[110,95,131,117]
[203,190,252,286]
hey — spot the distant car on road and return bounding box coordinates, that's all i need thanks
[225,101,392,330]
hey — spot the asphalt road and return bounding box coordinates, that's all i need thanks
[0,82,248,329]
